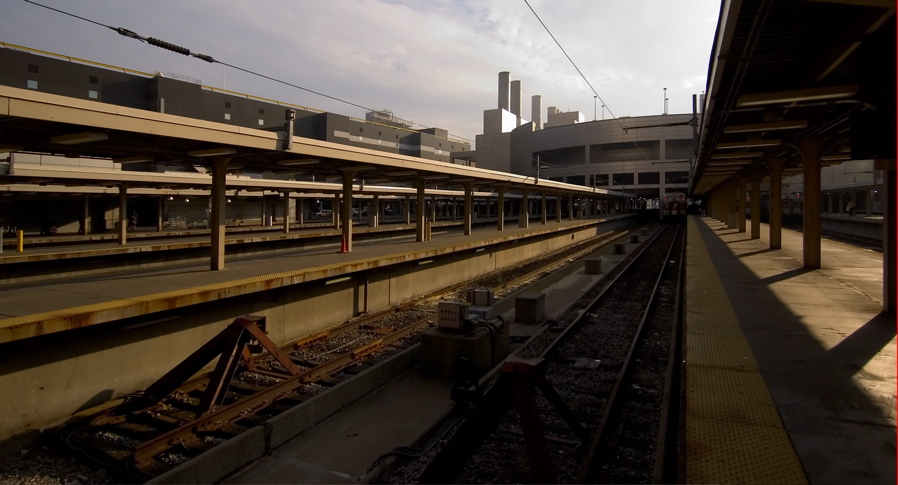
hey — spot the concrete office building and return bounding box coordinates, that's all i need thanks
[454,72,695,200]
[0,45,470,168]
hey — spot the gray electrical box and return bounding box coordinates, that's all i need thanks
[438,301,469,330]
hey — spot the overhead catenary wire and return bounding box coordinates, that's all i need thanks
[23,0,541,171]
[23,0,642,191]
[523,0,655,166]
[24,0,377,114]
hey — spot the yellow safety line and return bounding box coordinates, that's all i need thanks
[685,216,807,485]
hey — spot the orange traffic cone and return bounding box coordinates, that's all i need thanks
[339,235,348,253]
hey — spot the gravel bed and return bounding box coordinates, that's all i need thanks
[3,230,636,482]
[444,232,620,302]
[0,443,123,485]
[387,225,682,483]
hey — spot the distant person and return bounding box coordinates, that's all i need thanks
[78,213,85,235]
[846,201,855,217]
[129,211,138,231]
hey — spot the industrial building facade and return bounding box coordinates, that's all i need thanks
[0,45,470,167]
[454,72,695,200]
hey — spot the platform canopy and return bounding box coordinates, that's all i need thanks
[693,0,895,195]
[0,86,631,199]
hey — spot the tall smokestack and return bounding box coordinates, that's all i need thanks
[532,95,542,130]
[498,72,510,111]
[510,80,522,117]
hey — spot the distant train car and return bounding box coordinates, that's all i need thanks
[662,192,687,220]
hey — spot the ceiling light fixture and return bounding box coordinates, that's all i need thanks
[716,139,781,149]
[187,148,236,157]
[278,158,320,166]
[113,155,154,164]
[724,120,809,133]
[710,151,765,160]
[51,132,108,145]
[736,85,858,107]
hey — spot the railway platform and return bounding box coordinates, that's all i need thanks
[685,215,894,485]
[0,213,638,447]
[0,216,630,337]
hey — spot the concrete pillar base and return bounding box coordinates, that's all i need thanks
[585,258,603,275]
[515,292,545,324]
[419,325,509,379]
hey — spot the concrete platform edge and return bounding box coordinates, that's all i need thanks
[0,218,618,343]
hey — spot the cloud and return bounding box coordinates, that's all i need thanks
[2,0,719,142]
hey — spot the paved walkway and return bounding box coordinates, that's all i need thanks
[690,216,894,485]
[0,216,618,335]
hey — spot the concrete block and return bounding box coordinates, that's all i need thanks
[585,257,603,275]
[515,291,545,325]
[630,234,640,244]
[420,327,493,379]
[468,289,495,307]
[614,243,626,254]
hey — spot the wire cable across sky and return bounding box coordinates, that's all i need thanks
[23,0,663,186]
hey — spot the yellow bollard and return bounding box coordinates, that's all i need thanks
[17,230,23,253]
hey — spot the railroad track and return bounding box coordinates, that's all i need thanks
[401,224,685,484]
[36,226,640,482]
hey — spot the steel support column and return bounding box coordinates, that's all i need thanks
[750,172,762,239]
[799,140,822,269]
[340,170,356,252]
[727,180,739,229]
[156,196,163,233]
[464,182,474,235]
[369,195,379,228]
[210,156,229,270]
[333,194,340,229]
[416,180,426,242]
[118,184,128,245]
[497,187,506,231]
[519,190,530,228]
[81,194,90,236]
[881,162,896,313]
[737,177,747,233]
[282,192,290,234]
[768,159,785,249]
[404,195,411,225]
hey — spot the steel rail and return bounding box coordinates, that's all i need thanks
[71,225,644,476]
[406,225,665,484]
[131,316,432,468]
[537,226,667,360]
[102,229,631,464]
[491,229,629,297]
[577,225,681,483]
[653,224,687,483]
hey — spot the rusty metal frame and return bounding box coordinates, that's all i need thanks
[128,316,431,469]
[420,357,589,484]
[106,315,299,419]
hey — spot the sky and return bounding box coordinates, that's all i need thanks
[1,0,721,145]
